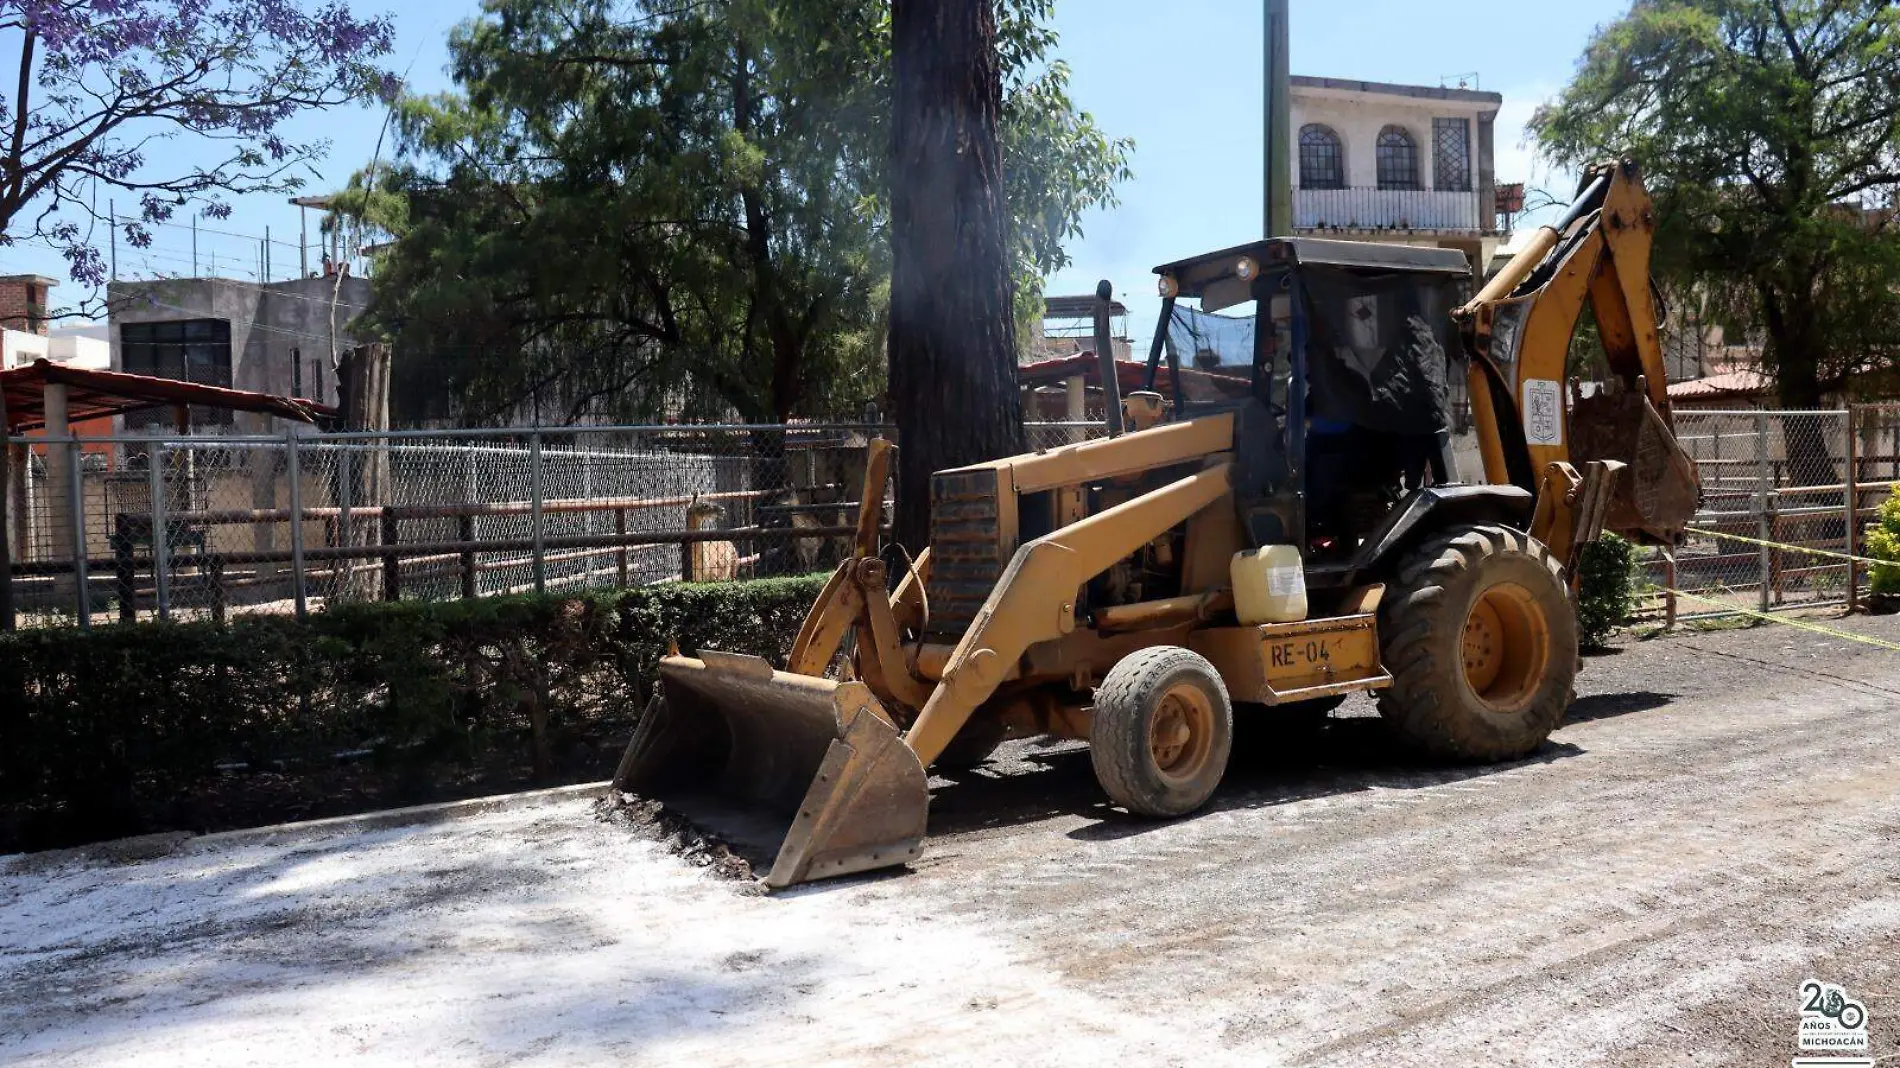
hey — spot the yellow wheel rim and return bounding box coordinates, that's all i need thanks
[1461,581,1551,713]
[1149,683,1215,784]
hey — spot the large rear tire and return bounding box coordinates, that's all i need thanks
[1376,524,1575,761]
[1091,647,1233,816]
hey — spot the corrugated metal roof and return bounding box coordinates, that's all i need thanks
[1016,352,1251,400]
[2,358,337,431]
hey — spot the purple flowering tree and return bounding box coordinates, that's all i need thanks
[0,0,395,298]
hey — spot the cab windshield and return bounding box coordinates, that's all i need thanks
[1150,270,1292,414]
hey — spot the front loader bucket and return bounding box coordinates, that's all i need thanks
[1570,389,1703,544]
[612,651,928,889]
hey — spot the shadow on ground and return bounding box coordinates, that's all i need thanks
[1562,690,1676,724]
[914,693,1687,847]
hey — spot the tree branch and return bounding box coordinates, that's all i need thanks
[5,29,35,208]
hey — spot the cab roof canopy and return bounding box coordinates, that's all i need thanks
[1154,237,1471,302]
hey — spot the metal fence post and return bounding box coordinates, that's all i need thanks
[462,447,478,596]
[1755,409,1772,612]
[336,440,353,598]
[530,430,547,594]
[458,513,477,599]
[285,429,308,621]
[113,516,136,624]
[68,439,89,629]
[615,506,629,587]
[1663,549,1677,628]
[380,509,401,601]
[1846,406,1861,612]
[148,441,170,622]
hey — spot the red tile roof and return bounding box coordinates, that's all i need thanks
[1667,368,1771,400]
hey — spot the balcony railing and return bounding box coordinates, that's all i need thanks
[1294,187,1482,232]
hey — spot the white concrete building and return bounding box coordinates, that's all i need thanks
[1290,76,1508,270]
[2,326,111,372]
[0,275,110,372]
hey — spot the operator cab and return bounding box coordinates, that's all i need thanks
[1146,237,1472,570]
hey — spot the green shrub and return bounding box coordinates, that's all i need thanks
[0,574,826,852]
[1577,533,1637,650]
[1864,486,1900,595]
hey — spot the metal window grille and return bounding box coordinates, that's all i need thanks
[1433,117,1472,192]
[1298,124,1344,190]
[119,319,235,429]
[1376,125,1420,191]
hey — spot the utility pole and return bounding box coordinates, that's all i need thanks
[1263,0,1292,238]
[192,214,199,276]
[109,199,118,280]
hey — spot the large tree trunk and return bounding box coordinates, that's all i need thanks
[887,0,1025,553]
[1763,280,1839,491]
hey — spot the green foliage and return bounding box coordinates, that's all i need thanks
[1577,533,1638,650]
[1531,1,1900,414]
[1863,486,1900,595]
[0,576,826,852]
[336,0,1130,425]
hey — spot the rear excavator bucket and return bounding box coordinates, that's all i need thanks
[1570,387,1703,544]
[612,650,929,889]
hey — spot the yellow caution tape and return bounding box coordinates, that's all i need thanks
[1680,525,1888,567]
[1660,586,1900,652]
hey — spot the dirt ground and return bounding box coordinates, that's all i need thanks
[4,614,1898,1066]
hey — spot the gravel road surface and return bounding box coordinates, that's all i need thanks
[4,615,1897,1066]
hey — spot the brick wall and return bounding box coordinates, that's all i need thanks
[0,276,50,335]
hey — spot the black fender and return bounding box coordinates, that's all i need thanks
[1346,484,1535,581]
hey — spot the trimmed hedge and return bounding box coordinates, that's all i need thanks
[1865,485,1900,596]
[1577,533,1637,650]
[0,575,826,853]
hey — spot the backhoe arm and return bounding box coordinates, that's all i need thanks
[1453,159,1700,544]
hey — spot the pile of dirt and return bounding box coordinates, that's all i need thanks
[594,792,760,887]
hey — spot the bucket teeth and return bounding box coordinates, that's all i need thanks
[613,654,928,889]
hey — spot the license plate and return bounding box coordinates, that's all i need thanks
[1266,635,1345,672]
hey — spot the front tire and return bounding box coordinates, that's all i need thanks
[1376,524,1575,761]
[1091,647,1234,816]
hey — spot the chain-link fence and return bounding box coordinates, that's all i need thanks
[3,421,1113,628]
[9,410,1892,629]
[1637,408,1897,622]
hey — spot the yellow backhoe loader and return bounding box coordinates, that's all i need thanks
[612,159,1702,888]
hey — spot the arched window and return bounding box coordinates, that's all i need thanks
[1376,125,1420,190]
[1298,124,1344,189]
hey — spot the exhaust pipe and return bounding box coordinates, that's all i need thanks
[1094,279,1124,437]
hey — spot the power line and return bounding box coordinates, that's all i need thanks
[16,236,374,307]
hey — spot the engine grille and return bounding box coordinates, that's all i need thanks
[925,468,1006,640]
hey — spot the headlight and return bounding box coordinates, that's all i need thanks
[1235,256,1259,281]
[1157,274,1179,298]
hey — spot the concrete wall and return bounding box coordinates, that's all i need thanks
[107,275,371,433]
[49,330,110,370]
[2,328,48,369]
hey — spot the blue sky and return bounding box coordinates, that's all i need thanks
[8,0,1631,337]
